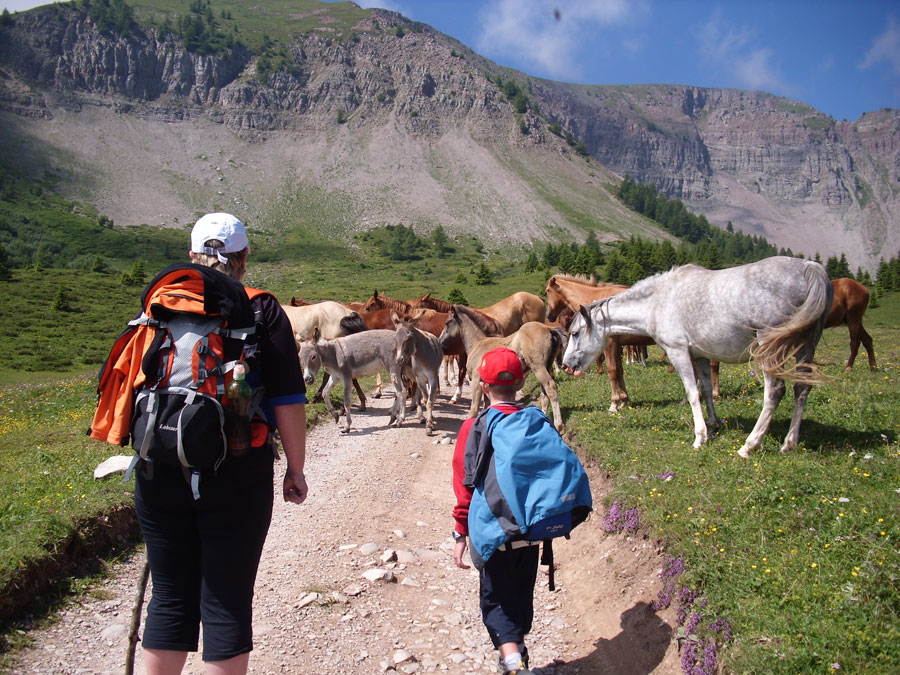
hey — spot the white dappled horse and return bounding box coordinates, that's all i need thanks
[562,257,833,457]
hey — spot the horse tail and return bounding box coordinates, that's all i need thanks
[340,313,370,335]
[750,260,833,384]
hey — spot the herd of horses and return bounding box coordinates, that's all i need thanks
[281,257,876,456]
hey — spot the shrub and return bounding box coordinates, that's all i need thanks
[474,263,493,285]
[447,287,468,305]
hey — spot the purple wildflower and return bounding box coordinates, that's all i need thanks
[601,500,640,534]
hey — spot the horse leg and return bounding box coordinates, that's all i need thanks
[603,342,621,413]
[860,325,877,370]
[606,340,628,410]
[451,355,466,404]
[468,373,483,419]
[738,373,786,458]
[694,358,720,431]
[534,365,564,432]
[845,323,862,371]
[352,378,367,411]
[373,372,383,398]
[711,361,720,399]
[780,380,812,453]
[668,351,709,448]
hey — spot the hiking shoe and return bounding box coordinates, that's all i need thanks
[497,655,533,674]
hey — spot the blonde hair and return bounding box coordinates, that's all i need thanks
[192,239,246,279]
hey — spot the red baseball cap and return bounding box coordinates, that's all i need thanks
[478,347,524,387]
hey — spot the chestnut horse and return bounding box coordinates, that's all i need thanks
[363,290,413,315]
[826,278,876,371]
[411,291,546,335]
[547,274,721,410]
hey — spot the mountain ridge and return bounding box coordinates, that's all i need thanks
[0,1,896,269]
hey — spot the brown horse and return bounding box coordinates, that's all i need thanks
[439,305,566,431]
[363,290,413,315]
[826,278,876,371]
[412,291,546,335]
[546,274,720,411]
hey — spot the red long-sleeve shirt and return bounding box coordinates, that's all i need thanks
[452,402,521,536]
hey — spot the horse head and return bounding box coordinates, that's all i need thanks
[363,290,383,313]
[438,307,462,350]
[545,277,569,321]
[562,303,606,376]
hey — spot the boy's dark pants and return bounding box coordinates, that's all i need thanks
[479,544,540,648]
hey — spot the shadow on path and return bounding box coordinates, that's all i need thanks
[541,602,673,674]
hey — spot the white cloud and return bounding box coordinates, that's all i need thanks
[474,0,639,80]
[734,48,787,93]
[860,17,900,74]
[695,10,790,95]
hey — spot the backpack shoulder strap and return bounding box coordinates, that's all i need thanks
[462,407,504,488]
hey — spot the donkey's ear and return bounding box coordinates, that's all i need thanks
[313,325,321,342]
[391,310,401,326]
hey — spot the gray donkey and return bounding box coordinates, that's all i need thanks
[299,328,406,433]
[392,312,443,436]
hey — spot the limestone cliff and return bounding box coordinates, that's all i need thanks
[0,2,896,269]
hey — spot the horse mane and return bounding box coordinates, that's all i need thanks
[380,295,412,313]
[415,294,454,313]
[553,273,598,286]
[453,304,504,336]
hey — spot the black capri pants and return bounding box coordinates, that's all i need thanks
[134,450,274,661]
[479,544,540,649]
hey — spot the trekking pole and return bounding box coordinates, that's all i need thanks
[125,556,151,675]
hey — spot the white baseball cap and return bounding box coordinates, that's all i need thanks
[190,212,249,264]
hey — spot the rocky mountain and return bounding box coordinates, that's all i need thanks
[0,1,896,270]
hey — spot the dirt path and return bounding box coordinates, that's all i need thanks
[7,384,681,674]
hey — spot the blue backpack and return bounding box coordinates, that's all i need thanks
[464,405,592,585]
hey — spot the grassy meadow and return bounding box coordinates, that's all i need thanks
[562,293,900,674]
[0,252,898,672]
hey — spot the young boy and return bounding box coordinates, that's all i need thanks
[452,347,536,675]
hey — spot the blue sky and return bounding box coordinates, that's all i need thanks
[4,0,898,121]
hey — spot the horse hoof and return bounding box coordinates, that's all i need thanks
[374,392,382,399]
[331,414,340,424]
[358,405,366,412]
[737,446,751,458]
[340,427,350,434]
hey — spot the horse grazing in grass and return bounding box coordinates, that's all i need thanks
[299,328,406,434]
[440,305,567,431]
[563,258,833,457]
[392,312,443,435]
[826,278,876,371]
[547,274,721,409]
